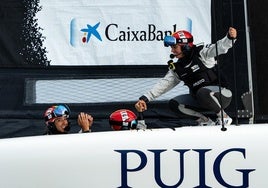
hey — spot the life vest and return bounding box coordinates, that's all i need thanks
[173,46,228,95]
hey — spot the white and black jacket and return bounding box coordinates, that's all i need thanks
[140,34,236,103]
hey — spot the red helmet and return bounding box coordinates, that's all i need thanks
[172,30,194,47]
[109,109,137,130]
[44,104,70,125]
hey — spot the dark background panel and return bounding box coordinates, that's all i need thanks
[0,0,266,138]
[0,1,24,66]
[247,0,268,119]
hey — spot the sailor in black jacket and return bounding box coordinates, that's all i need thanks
[135,27,237,126]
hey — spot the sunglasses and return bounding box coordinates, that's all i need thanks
[53,105,70,118]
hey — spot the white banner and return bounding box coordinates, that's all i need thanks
[0,124,266,187]
[37,0,211,66]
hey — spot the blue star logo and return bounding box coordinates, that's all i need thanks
[80,22,102,43]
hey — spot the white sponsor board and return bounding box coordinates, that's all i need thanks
[0,124,266,187]
[37,0,211,66]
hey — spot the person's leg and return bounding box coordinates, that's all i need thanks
[196,86,232,125]
[169,94,214,126]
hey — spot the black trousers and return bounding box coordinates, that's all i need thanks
[169,86,232,117]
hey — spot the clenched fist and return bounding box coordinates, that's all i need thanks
[135,100,147,112]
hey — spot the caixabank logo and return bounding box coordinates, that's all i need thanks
[69,18,192,47]
[70,18,102,46]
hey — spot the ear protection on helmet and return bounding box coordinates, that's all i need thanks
[181,44,192,55]
[109,119,137,130]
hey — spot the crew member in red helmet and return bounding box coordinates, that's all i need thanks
[135,27,237,126]
[44,104,93,134]
[109,104,146,131]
